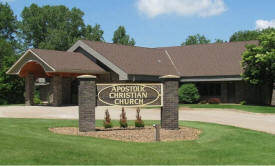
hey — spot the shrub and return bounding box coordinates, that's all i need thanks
[119,107,128,128]
[178,84,200,104]
[208,98,221,104]
[135,107,144,128]
[103,109,112,128]
[199,100,208,104]
[0,98,8,105]
[33,89,41,105]
[33,97,41,105]
[240,100,247,105]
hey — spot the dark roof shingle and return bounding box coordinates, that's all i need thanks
[162,40,258,77]
[81,40,178,76]
[81,40,258,77]
[31,49,106,74]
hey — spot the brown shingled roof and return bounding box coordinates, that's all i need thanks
[81,40,258,77]
[30,49,106,74]
[161,40,258,77]
[9,40,257,78]
[81,40,178,76]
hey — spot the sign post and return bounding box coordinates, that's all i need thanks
[160,75,180,129]
[78,75,96,132]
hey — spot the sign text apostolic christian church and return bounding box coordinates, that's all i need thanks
[97,83,163,107]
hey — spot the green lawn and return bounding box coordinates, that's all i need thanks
[182,104,275,113]
[0,118,275,165]
[0,104,24,107]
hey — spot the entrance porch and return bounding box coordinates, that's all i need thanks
[6,49,107,106]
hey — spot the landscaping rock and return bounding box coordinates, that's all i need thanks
[49,126,201,142]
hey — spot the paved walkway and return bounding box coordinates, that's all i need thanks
[0,106,275,134]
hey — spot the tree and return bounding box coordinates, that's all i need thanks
[0,2,17,41]
[112,26,135,46]
[241,28,275,104]
[214,39,226,43]
[0,3,24,104]
[0,39,13,68]
[84,24,104,41]
[0,39,24,104]
[20,4,104,51]
[181,34,210,46]
[230,30,260,42]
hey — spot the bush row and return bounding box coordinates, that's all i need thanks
[103,107,144,128]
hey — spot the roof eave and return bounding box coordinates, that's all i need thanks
[180,75,242,82]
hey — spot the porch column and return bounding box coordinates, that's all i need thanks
[52,75,63,106]
[160,75,180,130]
[25,73,35,106]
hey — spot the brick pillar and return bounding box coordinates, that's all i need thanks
[25,73,35,106]
[78,75,96,132]
[52,76,63,106]
[160,75,180,130]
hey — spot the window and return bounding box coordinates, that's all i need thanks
[197,83,221,96]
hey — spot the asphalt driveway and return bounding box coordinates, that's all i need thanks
[0,106,275,134]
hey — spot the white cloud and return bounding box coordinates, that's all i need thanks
[136,0,227,18]
[256,19,275,30]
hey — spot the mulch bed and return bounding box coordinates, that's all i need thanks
[49,126,201,142]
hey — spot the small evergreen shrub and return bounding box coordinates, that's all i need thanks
[119,107,128,128]
[103,109,112,128]
[240,100,247,105]
[178,84,200,104]
[33,89,41,105]
[135,107,144,128]
[33,97,41,105]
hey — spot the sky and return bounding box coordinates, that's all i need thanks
[2,0,275,48]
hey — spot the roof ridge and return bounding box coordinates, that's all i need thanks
[30,48,81,54]
[80,40,159,50]
[164,49,182,76]
[156,40,259,49]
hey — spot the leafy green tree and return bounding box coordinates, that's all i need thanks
[230,30,260,42]
[0,3,24,104]
[181,34,210,46]
[214,39,226,43]
[20,4,104,51]
[0,2,17,41]
[0,39,13,68]
[112,26,135,46]
[84,24,104,41]
[0,39,24,104]
[241,28,275,104]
